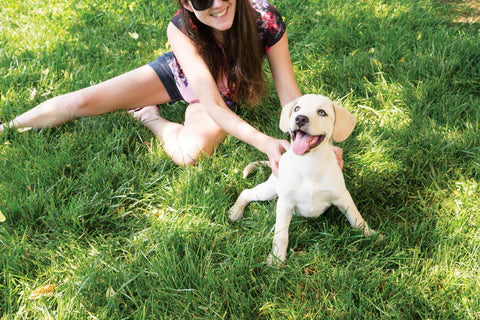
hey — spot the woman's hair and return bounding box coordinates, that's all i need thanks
[178,0,266,106]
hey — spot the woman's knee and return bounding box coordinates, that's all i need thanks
[167,103,227,166]
[47,90,90,119]
[170,153,200,166]
[170,135,221,166]
[170,142,213,166]
[62,84,120,118]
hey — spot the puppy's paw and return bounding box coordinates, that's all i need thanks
[266,253,275,265]
[228,206,244,222]
[363,228,377,237]
[363,228,385,241]
[375,232,386,242]
[266,253,285,266]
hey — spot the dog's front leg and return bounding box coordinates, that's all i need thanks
[267,197,293,264]
[335,192,376,237]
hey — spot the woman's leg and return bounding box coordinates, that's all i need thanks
[1,62,226,166]
[131,103,227,165]
[0,65,170,131]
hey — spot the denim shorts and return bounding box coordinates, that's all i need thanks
[148,52,183,105]
[148,52,238,111]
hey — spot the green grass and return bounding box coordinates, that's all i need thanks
[1,0,479,318]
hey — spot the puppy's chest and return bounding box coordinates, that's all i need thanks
[278,176,336,218]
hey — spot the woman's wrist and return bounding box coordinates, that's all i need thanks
[250,132,274,154]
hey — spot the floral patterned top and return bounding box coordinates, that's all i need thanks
[167,0,286,108]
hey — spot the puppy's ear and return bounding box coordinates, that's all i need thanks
[332,102,356,142]
[279,98,299,133]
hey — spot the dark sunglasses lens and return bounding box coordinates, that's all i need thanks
[191,0,213,11]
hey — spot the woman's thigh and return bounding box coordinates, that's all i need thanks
[180,103,228,157]
[75,65,171,116]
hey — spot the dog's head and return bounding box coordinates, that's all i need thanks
[279,94,356,155]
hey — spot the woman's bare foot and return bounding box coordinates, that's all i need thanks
[129,105,161,124]
[128,105,181,142]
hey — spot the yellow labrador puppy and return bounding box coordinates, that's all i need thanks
[229,94,377,263]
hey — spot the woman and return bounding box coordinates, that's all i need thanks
[0,0,343,172]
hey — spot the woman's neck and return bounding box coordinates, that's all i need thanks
[212,29,227,45]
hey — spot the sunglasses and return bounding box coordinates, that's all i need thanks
[190,0,226,11]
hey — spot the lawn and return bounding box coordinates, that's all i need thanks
[1,0,479,318]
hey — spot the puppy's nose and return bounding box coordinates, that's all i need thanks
[295,115,309,128]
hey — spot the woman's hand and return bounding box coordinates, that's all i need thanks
[332,146,344,170]
[261,137,290,175]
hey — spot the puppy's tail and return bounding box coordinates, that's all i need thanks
[242,161,270,178]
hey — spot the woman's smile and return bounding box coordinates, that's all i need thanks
[210,8,228,17]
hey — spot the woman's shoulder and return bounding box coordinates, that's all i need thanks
[250,0,279,14]
[251,0,286,53]
[171,9,189,32]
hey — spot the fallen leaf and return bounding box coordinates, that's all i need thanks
[128,2,136,12]
[29,284,56,300]
[87,312,99,320]
[128,32,139,40]
[370,58,382,68]
[17,127,33,133]
[304,267,314,275]
[29,88,37,101]
[106,287,115,298]
[0,210,5,223]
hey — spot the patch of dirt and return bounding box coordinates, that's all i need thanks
[450,1,480,23]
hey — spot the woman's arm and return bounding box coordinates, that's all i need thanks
[167,22,288,172]
[266,33,302,107]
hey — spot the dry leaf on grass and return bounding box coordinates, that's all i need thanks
[128,32,139,40]
[106,287,116,298]
[17,127,33,133]
[28,284,56,300]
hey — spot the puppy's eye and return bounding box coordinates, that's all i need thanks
[318,109,327,117]
[294,106,300,112]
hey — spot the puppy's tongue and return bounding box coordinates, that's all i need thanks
[292,131,319,155]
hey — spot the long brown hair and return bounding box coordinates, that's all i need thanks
[178,0,266,106]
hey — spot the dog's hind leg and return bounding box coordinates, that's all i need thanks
[228,175,277,222]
